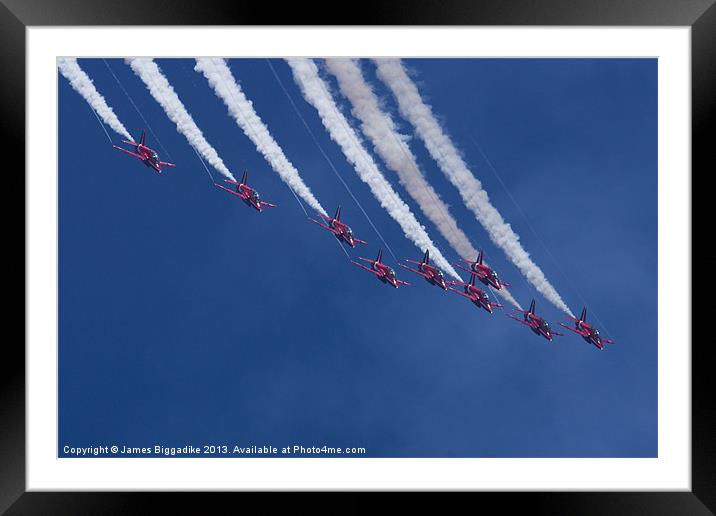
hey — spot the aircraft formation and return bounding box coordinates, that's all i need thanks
[112,130,613,351]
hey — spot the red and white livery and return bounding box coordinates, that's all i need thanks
[215,171,277,212]
[454,250,511,290]
[558,306,615,350]
[113,130,175,173]
[352,249,410,289]
[309,206,367,248]
[399,250,448,290]
[448,274,503,313]
[506,299,564,342]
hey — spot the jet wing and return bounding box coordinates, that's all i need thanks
[454,263,487,278]
[159,161,176,168]
[352,237,368,245]
[404,259,425,265]
[558,323,587,336]
[351,260,383,277]
[224,179,241,186]
[506,314,532,326]
[113,145,144,160]
[260,202,277,208]
[448,287,474,300]
[308,218,337,233]
[214,183,245,198]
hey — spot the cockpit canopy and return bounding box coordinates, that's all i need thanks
[252,191,260,201]
[387,267,395,278]
[151,152,159,160]
[345,226,353,236]
[435,270,444,279]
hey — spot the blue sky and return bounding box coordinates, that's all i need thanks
[59,58,657,457]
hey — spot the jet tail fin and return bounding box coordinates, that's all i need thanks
[580,306,587,322]
[529,299,536,314]
[334,205,341,222]
[140,130,146,146]
[477,249,484,264]
[423,249,430,264]
[241,171,248,185]
[376,248,383,263]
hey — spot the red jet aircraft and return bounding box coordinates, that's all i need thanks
[448,274,503,313]
[558,307,615,350]
[454,250,511,290]
[215,171,277,212]
[352,249,410,288]
[113,131,175,173]
[399,250,448,290]
[309,206,367,248]
[506,299,564,342]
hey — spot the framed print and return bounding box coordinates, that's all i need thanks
[6,0,715,513]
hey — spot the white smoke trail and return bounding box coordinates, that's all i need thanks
[324,59,476,257]
[58,57,133,141]
[286,58,460,279]
[194,58,327,216]
[125,58,235,181]
[374,58,573,316]
[325,59,521,308]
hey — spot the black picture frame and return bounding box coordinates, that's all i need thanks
[5,0,714,513]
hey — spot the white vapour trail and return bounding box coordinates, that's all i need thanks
[125,58,235,181]
[194,58,327,216]
[324,59,475,257]
[374,58,573,316]
[58,58,133,141]
[325,58,520,309]
[286,58,460,279]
